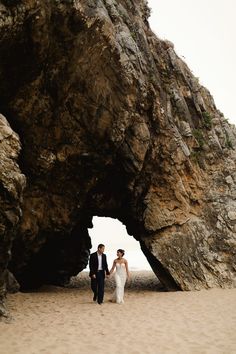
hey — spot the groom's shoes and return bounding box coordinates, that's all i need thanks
[93,294,97,302]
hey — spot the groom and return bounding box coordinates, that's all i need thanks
[89,244,110,304]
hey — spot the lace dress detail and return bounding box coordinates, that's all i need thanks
[112,263,127,304]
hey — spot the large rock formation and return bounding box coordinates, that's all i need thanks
[0,114,25,316]
[0,0,236,313]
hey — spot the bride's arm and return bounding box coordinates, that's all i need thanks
[109,260,116,275]
[125,259,130,279]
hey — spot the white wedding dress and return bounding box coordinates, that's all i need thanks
[112,263,127,304]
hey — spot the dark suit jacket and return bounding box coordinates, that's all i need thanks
[89,252,110,277]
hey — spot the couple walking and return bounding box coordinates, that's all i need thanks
[89,244,130,305]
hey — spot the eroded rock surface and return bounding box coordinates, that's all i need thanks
[0,114,25,315]
[0,0,236,312]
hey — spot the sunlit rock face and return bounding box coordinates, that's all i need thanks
[0,0,236,312]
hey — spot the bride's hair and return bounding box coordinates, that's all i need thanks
[117,249,125,256]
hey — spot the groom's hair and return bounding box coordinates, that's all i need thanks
[98,244,105,249]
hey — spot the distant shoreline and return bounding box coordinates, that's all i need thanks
[71,270,162,291]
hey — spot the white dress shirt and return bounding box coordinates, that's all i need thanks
[97,252,103,270]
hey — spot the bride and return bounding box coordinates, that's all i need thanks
[109,249,130,304]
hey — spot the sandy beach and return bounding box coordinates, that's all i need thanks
[0,271,236,354]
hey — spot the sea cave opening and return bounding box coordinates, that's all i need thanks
[87,216,151,272]
[76,215,163,292]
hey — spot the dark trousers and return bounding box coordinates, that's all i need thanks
[91,270,105,304]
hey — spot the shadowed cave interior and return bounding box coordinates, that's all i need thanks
[6,145,181,292]
[9,213,180,292]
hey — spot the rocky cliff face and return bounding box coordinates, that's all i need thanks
[0,113,25,316]
[0,0,236,314]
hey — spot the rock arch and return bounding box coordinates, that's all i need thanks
[1,0,236,315]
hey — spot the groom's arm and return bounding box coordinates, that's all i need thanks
[89,253,96,277]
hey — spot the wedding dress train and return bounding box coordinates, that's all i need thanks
[112,263,127,304]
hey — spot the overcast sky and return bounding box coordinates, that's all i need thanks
[148,0,236,125]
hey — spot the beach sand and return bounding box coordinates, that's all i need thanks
[0,271,236,354]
